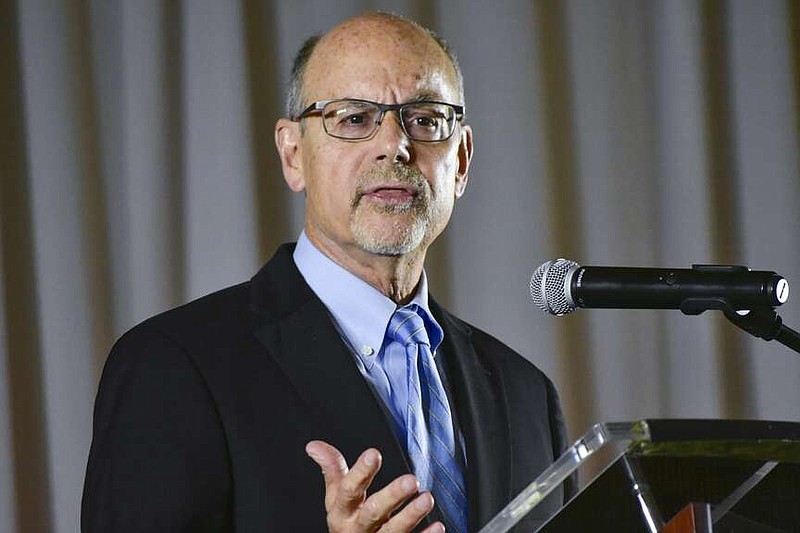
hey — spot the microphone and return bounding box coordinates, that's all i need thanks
[530,259,790,316]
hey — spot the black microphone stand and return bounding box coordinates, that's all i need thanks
[679,298,800,354]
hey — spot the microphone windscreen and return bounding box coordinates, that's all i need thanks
[530,258,580,315]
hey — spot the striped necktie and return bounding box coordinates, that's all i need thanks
[387,305,467,533]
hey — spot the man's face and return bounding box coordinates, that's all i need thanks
[277,19,472,263]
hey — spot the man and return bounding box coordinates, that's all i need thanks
[82,12,571,532]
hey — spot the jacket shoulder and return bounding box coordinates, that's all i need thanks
[130,281,252,341]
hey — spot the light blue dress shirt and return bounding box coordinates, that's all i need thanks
[292,231,444,441]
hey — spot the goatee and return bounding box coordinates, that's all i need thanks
[351,164,432,256]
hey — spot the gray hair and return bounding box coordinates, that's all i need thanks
[285,14,465,120]
[286,35,322,119]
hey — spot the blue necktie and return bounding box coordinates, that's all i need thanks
[387,306,467,533]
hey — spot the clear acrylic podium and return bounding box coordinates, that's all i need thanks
[480,419,800,532]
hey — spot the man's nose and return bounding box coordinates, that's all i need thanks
[374,113,411,164]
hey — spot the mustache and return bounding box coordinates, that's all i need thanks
[353,164,429,203]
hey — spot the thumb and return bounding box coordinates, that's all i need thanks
[306,440,349,488]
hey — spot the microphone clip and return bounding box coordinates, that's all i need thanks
[721,305,784,342]
[715,302,799,354]
[678,264,780,316]
[676,264,800,354]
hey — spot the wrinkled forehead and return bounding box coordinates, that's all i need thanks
[303,19,460,104]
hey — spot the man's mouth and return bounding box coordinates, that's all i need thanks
[360,184,419,204]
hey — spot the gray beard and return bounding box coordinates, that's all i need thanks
[350,164,432,256]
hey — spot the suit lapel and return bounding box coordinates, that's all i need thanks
[433,301,513,530]
[249,245,410,490]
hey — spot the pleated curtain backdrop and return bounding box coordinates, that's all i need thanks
[1,1,799,531]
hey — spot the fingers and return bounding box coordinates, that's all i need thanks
[306,441,384,516]
[371,487,442,533]
[336,447,383,512]
[357,474,420,528]
[307,441,439,532]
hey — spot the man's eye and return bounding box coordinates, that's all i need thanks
[341,112,369,126]
[413,116,439,128]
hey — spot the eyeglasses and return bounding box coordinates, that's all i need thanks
[292,99,464,142]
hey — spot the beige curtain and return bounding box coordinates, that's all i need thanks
[1,0,798,531]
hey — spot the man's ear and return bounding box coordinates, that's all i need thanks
[275,118,305,192]
[454,124,473,198]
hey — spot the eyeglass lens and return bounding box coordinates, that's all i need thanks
[322,100,456,141]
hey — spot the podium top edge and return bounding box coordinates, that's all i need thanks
[615,419,800,443]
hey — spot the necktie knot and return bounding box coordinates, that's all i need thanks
[388,306,430,347]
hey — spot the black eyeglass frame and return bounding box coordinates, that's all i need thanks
[291,98,465,143]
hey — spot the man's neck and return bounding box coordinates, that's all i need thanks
[305,231,426,305]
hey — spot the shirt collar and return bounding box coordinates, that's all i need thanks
[293,232,441,367]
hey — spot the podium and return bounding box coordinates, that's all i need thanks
[480,419,800,532]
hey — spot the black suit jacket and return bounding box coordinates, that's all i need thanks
[82,244,571,532]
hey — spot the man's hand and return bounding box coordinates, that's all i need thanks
[306,440,444,532]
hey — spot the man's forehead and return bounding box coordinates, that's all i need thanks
[304,16,458,101]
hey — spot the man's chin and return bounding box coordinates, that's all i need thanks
[351,222,427,257]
